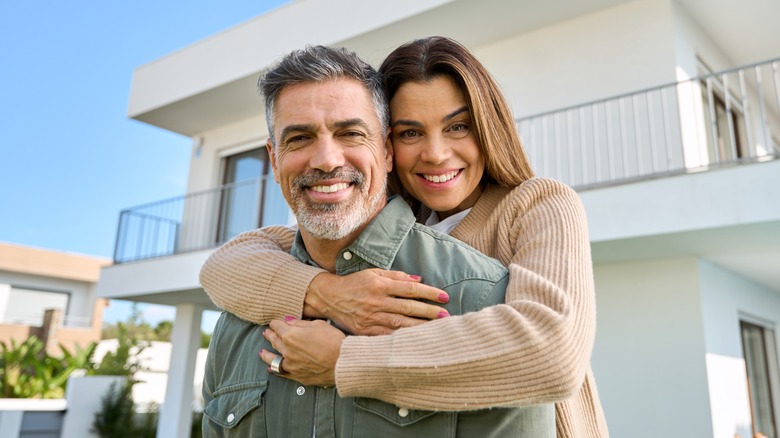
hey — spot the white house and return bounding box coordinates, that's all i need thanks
[95,0,780,437]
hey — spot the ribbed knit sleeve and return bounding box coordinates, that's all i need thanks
[335,178,606,436]
[199,225,324,324]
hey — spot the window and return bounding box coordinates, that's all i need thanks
[741,320,780,438]
[217,147,287,243]
[2,287,69,325]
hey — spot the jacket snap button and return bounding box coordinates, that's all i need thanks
[227,413,235,423]
[296,386,306,396]
[343,251,353,260]
[398,408,409,418]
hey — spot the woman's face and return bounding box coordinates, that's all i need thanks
[390,76,485,219]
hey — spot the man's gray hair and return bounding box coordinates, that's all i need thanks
[259,45,389,146]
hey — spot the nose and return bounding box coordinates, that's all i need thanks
[419,134,451,165]
[309,137,346,172]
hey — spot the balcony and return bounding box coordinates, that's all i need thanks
[113,58,780,264]
[519,57,780,189]
[113,176,287,263]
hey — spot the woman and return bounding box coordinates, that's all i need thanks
[200,37,608,437]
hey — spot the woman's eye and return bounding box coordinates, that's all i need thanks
[448,123,471,138]
[398,129,420,139]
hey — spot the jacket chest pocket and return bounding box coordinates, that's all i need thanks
[352,397,455,438]
[204,381,268,437]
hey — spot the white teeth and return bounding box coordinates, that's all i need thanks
[311,183,349,193]
[423,171,458,183]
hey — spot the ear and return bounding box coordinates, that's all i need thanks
[266,139,280,183]
[384,128,393,173]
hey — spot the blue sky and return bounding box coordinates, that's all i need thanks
[0,0,289,332]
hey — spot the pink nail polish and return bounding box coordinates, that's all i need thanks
[438,292,450,303]
[284,315,296,322]
[438,311,450,318]
[259,349,265,357]
[409,274,421,280]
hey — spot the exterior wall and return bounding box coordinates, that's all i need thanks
[591,257,712,437]
[96,250,213,306]
[0,243,110,354]
[51,300,108,354]
[582,159,780,244]
[700,260,780,438]
[476,0,678,118]
[187,115,266,195]
[92,340,209,411]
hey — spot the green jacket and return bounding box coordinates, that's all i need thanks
[203,197,554,437]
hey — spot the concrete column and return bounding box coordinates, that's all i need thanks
[156,303,204,438]
[41,308,62,355]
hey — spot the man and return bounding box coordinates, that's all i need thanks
[201,45,553,437]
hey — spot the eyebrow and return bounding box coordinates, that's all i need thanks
[279,118,372,141]
[333,118,371,133]
[279,124,315,141]
[391,106,470,127]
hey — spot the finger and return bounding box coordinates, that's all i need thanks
[379,274,449,303]
[258,349,277,368]
[259,350,287,376]
[372,312,435,331]
[378,295,449,320]
[374,269,426,283]
[262,328,286,356]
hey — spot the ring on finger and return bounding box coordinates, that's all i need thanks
[270,355,284,375]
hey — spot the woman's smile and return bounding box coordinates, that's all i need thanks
[390,75,485,219]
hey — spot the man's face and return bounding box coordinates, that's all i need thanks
[267,78,392,241]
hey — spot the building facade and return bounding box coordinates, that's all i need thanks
[0,242,109,355]
[96,0,780,437]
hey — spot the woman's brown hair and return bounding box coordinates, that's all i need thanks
[380,36,534,207]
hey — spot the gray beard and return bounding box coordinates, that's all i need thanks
[290,168,386,241]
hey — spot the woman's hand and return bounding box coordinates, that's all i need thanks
[304,269,450,336]
[260,318,345,387]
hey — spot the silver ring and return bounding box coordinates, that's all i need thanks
[270,355,284,375]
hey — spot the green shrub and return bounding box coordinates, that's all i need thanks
[0,336,96,399]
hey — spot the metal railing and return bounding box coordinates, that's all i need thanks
[518,57,780,189]
[113,177,276,263]
[61,315,92,328]
[113,58,780,263]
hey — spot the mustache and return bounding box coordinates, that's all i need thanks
[293,168,365,189]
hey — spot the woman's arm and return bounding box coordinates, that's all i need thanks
[334,179,595,409]
[200,225,318,323]
[200,226,451,333]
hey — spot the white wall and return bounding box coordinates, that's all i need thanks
[475,0,678,119]
[96,250,211,302]
[0,270,97,323]
[591,257,712,437]
[187,114,266,194]
[93,339,210,411]
[699,260,780,438]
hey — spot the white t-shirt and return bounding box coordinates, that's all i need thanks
[424,208,471,235]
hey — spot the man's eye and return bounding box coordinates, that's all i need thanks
[285,135,308,145]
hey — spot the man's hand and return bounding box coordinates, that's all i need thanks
[260,318,345,387]
[303,269,450,335]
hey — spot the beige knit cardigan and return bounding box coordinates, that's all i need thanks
[200,177,609,438]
